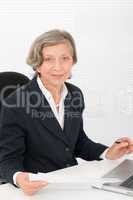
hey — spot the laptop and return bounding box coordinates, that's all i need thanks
[93,159,133,197]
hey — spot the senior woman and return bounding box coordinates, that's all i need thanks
[0,29,133,196]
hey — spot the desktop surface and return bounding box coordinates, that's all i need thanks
[0,158,133,200]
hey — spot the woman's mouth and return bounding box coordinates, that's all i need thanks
[51,74,64,79]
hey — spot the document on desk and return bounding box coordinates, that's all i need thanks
[29,172,91,189]
[29,172,120,189]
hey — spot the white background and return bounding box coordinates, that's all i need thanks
[0,0,133,146]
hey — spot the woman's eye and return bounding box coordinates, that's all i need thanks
[44,57,52,62]
[62,56,69,60]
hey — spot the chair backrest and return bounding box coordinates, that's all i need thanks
[0,71,30,99]
[0,71,29,184]
[0,71,30,109]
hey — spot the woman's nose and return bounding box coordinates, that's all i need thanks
[53,59,62,70]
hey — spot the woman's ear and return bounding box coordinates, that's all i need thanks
[36,66,40,74]
[36,67,41,77]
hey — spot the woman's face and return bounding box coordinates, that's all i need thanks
[37,42,74,88]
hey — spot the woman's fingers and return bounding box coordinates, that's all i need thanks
[23,181,48,196]
[114,138,133,154]
[16,172,48,196]
[127,144,133,153]
[116,137,133,145]
[114,141,129,149]
[26,180,47,188]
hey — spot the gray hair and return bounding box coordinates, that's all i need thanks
[26,29,77,71]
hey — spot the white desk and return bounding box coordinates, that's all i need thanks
[0,158,132,200]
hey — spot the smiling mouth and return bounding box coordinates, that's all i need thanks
[51,74,64,78]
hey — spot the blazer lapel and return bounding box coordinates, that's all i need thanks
[63,91,73,138]
[28,77,70,145]
[63,86,81,148]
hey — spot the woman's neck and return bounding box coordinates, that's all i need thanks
[50,87,62,104]
[40,78,63,104]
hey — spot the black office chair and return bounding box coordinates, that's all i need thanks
[0,71,29,99]
[0,71,30,184]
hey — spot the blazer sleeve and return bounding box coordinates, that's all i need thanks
[0,104,25,184]
[74,117,108,161]
[74,89,108,161]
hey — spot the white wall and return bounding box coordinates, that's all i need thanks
[0,0,133,146]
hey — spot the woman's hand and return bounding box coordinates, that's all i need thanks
[105,137,133,160]
[16,172,48,196]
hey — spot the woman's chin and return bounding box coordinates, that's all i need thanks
[50,79,64,86]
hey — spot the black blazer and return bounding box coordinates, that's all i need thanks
[0,77,107,184]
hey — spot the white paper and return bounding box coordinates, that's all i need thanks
[29,172,92,189]
[29,172,121,189]
[29,172,91,183]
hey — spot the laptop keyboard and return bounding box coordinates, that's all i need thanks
[120,175,133,189]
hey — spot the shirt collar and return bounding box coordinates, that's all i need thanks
[37,76,68,101]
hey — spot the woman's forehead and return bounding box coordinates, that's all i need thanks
[42,42,73,56]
